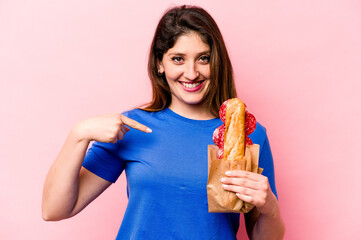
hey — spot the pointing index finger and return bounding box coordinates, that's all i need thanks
[120,115,152,133]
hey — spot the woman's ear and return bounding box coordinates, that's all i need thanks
[157,61,164,74]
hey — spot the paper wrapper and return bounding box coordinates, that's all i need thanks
[207,144,263,213]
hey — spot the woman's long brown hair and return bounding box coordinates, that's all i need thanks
[142,5,237,117]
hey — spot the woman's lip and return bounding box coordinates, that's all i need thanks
[179,80,205,84]
[178,80,205,92]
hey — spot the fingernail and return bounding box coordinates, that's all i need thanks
[236,193,241,197]
[146,128,152,133]
[222,184,228,188]
[220,178,226,182]
[225,171,231,176]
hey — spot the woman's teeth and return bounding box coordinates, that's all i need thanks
[181,82,201,89]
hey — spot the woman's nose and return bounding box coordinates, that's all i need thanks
[183,63,199,80]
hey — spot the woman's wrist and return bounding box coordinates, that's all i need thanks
[258,190,280,218]
[71,120,92,143]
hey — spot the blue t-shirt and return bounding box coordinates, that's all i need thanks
[83,108,277,240]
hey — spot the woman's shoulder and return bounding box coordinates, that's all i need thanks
[121,108,166,126]
[249,121,268,146]
[254,121,267,134]
[122,108,160,118]
[122,108,148,117]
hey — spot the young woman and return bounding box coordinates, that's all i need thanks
[42,5,285,239]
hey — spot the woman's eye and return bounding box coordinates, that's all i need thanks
[199,55,210,63]
[171,57,183,63]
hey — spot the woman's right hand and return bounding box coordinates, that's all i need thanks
[73,113,152,143]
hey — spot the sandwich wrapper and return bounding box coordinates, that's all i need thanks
[207,144,263,213]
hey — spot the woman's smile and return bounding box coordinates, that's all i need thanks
[178,80,205,92]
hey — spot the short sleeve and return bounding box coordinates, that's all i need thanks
[82,141,125,183]
[259,135,278,199]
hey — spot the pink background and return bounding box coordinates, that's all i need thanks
[1,0,360,239]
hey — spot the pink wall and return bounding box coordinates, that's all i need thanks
[1,0,360,239]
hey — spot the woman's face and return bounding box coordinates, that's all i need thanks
[158,31,211,110]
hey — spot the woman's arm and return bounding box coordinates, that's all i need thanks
[244,188,285,239]
[42,128,111,221]
[42,114,151,221]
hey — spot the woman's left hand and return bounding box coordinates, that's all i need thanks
[221,170,277,215]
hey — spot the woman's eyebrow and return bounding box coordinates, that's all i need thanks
[168,52,186,56]
[197,51,211,56]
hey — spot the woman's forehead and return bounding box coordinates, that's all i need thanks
[166,32,210,55]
